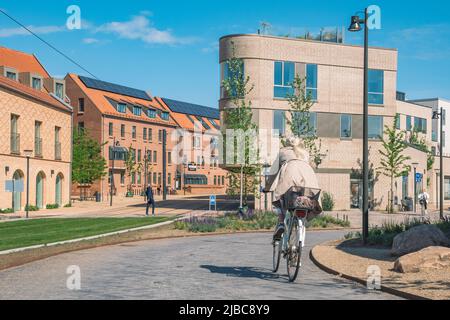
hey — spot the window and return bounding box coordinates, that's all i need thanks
[184,175,208,185]
[445,176,450,200]
[148,128,153,142]
[158,173,162,185]
[137,149,142,162]
[221,61,244,98]
[120,172,125,185]
[133,106,142,116]
[131,172,136,185]
[6,71,17,80]
[137,173,142,185]
[153,172,157,184]
[55,127,61,160]
[10,114,19,154]
[55,83,64,99]
[78,98,85,113]
[130,148,136,163]
[143,128,147,141]
[414,117,427,134]
[153,151,157,163]
[222,176,225,185]
[117,103,127,113]
[340,114,352,139]
[273,110,286,136]
[292,112,317,137]
[121,124,125,138]
[368,116,383,140]
[193,136,201,149]
[109,123,113,136]
[368,69,384,105]
[214,176,217,185]
[158,130,163,143]
[306,64,318,101]
[78,122,85,132]
[274,61,294,98]
[168,173,172,185]
[406,116,412,131]
[132,126,137,139]
[147,109,156,118]
[395,114,400,130]
[32,77,42,90]
[168,152,172,164]
[35,121,42,157]
[161,112,170,121]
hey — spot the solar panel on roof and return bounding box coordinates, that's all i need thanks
[79,76,152,101]
[162,98,220,119]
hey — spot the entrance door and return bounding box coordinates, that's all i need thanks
[55,174,62,206]
[12,171,23,212]
[350,181,362,209]
[36,173,44,209]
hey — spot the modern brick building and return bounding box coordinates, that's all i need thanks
[219,34,445,211]
[65,74,178,200]
[0,47,72,211]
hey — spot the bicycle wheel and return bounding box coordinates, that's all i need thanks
[286,217,302,282]
[272,239,282,273]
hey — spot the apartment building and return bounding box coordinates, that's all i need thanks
[0,47,72,211]
[155,97,227,195]
[65,74,178,200]
[219,34,441,210]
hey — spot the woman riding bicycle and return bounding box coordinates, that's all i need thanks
[265,136,322,240]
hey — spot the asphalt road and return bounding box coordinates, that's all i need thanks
[0,231,400,300]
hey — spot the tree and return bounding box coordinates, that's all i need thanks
[72,128,107,197]
[125,145,137,195]
[377,115,411,213]
[222,42,260,206]
[286,75,327,168]
[408,127,435,187]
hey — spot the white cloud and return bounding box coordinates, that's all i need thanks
[96,15,198,45]
[83,37,100,44]
[0,25,65,37]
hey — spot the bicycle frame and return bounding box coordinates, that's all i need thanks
[281,210,307,252]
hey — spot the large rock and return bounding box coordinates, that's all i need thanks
[394,246,450,273]
[391,225,450,256]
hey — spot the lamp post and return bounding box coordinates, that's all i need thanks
[348,8,370,243]
[24,149,33,219]
[433,109,445,220]
[110,139,120,207]
[412,162,419,213]
[182,155,188,195]
[262,163,271,211]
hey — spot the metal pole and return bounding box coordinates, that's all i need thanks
[26,156,30,219]
[240,164,244,209]
[362,8,370,244]
[440,108,444,220]
[110,137,115,207]
[162,129,167,201]
[144,147,148,201]
[413,167,417,213]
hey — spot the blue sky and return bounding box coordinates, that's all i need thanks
[0,0,449,107]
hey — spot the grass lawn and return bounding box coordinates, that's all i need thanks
[0,217,172,252]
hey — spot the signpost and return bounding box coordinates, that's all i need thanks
[209,195,217,211]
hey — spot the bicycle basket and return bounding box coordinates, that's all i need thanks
[283,186,321,210]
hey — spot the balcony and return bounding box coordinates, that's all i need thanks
[55,142,62,160]
[10,133,20,154]
[35,138,43,157]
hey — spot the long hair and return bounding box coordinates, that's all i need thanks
[285,135,310,163]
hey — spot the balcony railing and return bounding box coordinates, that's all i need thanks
[10,133,20,154]
[35,138,43,157]
[55,142,62,160]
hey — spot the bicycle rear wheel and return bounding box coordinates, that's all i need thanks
[272,239,282,273]
[286,218,302,282]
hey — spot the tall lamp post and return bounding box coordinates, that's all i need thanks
[24,149,33,219]
[348,8,370,243]
[110,139,120,207]
[412,162,419,213]
[433,109,445,220]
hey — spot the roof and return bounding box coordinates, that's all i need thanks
[79,76,152,101]
[408,98,450,104]
[67,74,176,127]
[0,46,50,78]
[161,98,220,119]
[0,74,71,112]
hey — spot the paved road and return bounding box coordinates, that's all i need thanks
[0,231,400,300]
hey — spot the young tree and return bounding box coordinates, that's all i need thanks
[286,75,327,168]
[377,115,411,213]
[125,145,137,195]
[222,42,260,207]
[409,127,435,187]
[72,128,107,196]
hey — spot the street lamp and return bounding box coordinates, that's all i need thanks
[182,155,188,195]
[433,110,445,220]
[348,8,370,244]
[24,149,33,219]
[412,162,419,213]
[262,163,271,211]
[110,139,120,207]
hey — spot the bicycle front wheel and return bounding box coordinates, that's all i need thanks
[272,239,282,273]
[286,218,302,282]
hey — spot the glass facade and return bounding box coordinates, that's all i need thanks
[274,61,294,98]
[306,64,318,101]
[368,116,383,140]
[368,69,384,105]
[340,114,352,139]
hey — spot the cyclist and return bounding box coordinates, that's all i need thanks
[266,136,321,240]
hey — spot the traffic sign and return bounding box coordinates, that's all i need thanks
[209,195,217,211]
[415,173,423,183]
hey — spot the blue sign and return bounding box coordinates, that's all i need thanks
[209,195,216,205]
[415,173,423,183]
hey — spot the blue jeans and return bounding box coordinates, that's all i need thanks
[146,201,155,216]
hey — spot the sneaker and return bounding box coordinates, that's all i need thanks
[273,223,285,241]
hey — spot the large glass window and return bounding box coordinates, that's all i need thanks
[221,61,244,98]
[368,69,384,105]
[274,61,295,98]
[306,64,318,101]
[414,117,427,134]
[340,114,352,139]
[273,110,286,136]
[368,116,383,140]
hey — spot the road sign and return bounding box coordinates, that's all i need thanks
[209,195,217,211]
[415,173,423,183]
[188,164,197,171]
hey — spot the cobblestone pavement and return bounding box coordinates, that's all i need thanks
[0,231,401,300]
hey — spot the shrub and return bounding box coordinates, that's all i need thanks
[46,204,59,210]
[64,203,72,208]
[307,215,350,228]
[25,205,39,212]
[321,192,335,211]
[0,208,14,214]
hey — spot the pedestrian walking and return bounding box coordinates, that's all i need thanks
[145,184,155,216]
[418,190,430,216]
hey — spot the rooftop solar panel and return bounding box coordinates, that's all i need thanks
[162,98,220,120]
[79,76,152,101]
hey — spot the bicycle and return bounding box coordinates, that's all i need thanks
[272,187,321,282]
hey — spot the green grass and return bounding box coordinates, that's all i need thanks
[306,214,350,228]
[0,217,171,251]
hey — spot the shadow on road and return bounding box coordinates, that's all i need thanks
[200,265,284,282]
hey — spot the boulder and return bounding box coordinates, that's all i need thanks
[394,246,450,273]
[391,225,450,256]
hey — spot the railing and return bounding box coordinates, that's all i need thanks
[10,133,20,154]
[55,142,62,160]
[35,138,43,157]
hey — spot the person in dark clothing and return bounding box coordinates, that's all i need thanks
[145,185,155,216]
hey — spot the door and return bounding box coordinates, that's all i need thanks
[12,171,23,212]
[55,174,62,207]
[350,180,361,209]
[36,173,44,209]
